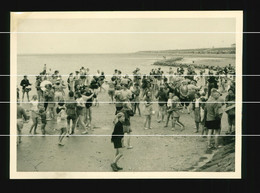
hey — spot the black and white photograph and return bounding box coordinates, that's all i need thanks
[10,11,242,179]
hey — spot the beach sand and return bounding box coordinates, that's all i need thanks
[17,84,233,172]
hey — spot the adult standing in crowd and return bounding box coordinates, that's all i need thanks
[20,75,32,102]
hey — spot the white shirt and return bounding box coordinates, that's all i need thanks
[167,99,172,108]
[195,98,200,108]
[31,100,38,111]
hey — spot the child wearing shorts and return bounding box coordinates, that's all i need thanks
[111,112,125,171]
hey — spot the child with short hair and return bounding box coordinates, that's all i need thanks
[56,100,67,146]
[164,92,174,129]
[193,92,201,133]
[143,91,153,130]
[29,95,39,135]
[172,95,185,131]
[111,112,125,171]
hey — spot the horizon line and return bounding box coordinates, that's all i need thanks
[17,46,235,56]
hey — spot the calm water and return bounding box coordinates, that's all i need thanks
[16,53,234,95]
[16,53,172,91]
[17,53,164,76]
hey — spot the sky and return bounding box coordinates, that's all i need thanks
[16,18,236,54]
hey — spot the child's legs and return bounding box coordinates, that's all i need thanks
[88,108,92,124]
[148,115,151,128]
[144,115,149,127]
[207,129,214,146]
[78,115,85,129]
[195,122,200,131]
[133,103,137,113]
[30,116,37,132]
[157,105,161,119]
[22,90,25,100]
[165,112,171,126]
[37,91,41,102]
[175,117,184,128]
[34,117,38,132]
[85,108,92,126]
[136,103,141,115]
[71,117,77,133]
[59,127,67,143]
[114,148,123,164]
[48,106,54,118]
[126,128,132,146]
[162,105,166,120]
[144,116,147,127]
[214,129,221,147]
[41,123,46,134]
[26,91,30,101]
[17,125,22,143]
[172,116,177,128]
[201,124,206,135]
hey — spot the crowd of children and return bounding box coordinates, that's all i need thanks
[17,63,236,171]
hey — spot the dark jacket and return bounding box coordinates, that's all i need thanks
[111,121,124,142]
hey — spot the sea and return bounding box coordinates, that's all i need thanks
[16,53,234,96]
[16,53,164,96]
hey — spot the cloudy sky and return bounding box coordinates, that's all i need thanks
[16,17,236,54]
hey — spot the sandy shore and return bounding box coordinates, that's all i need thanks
[17,85,234,172]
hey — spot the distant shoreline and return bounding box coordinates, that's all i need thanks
[17,46,236,58]
[18,52,235,59]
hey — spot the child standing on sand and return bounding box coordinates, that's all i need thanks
[192,93,201,133]
[143,91,153,130]
[39,107,47,135]
[29,95,39,135]
[121,103,134,149]
[172,95,185,131]
[200,97,207,137]
[111,112,125,171]
[164,92,174,129]
[56,100,67,146]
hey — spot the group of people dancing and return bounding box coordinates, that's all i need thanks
[17,63,236,171]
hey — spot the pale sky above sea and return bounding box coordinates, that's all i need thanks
[16,18,236,54]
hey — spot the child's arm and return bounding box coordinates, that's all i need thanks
[144,102,152,107]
